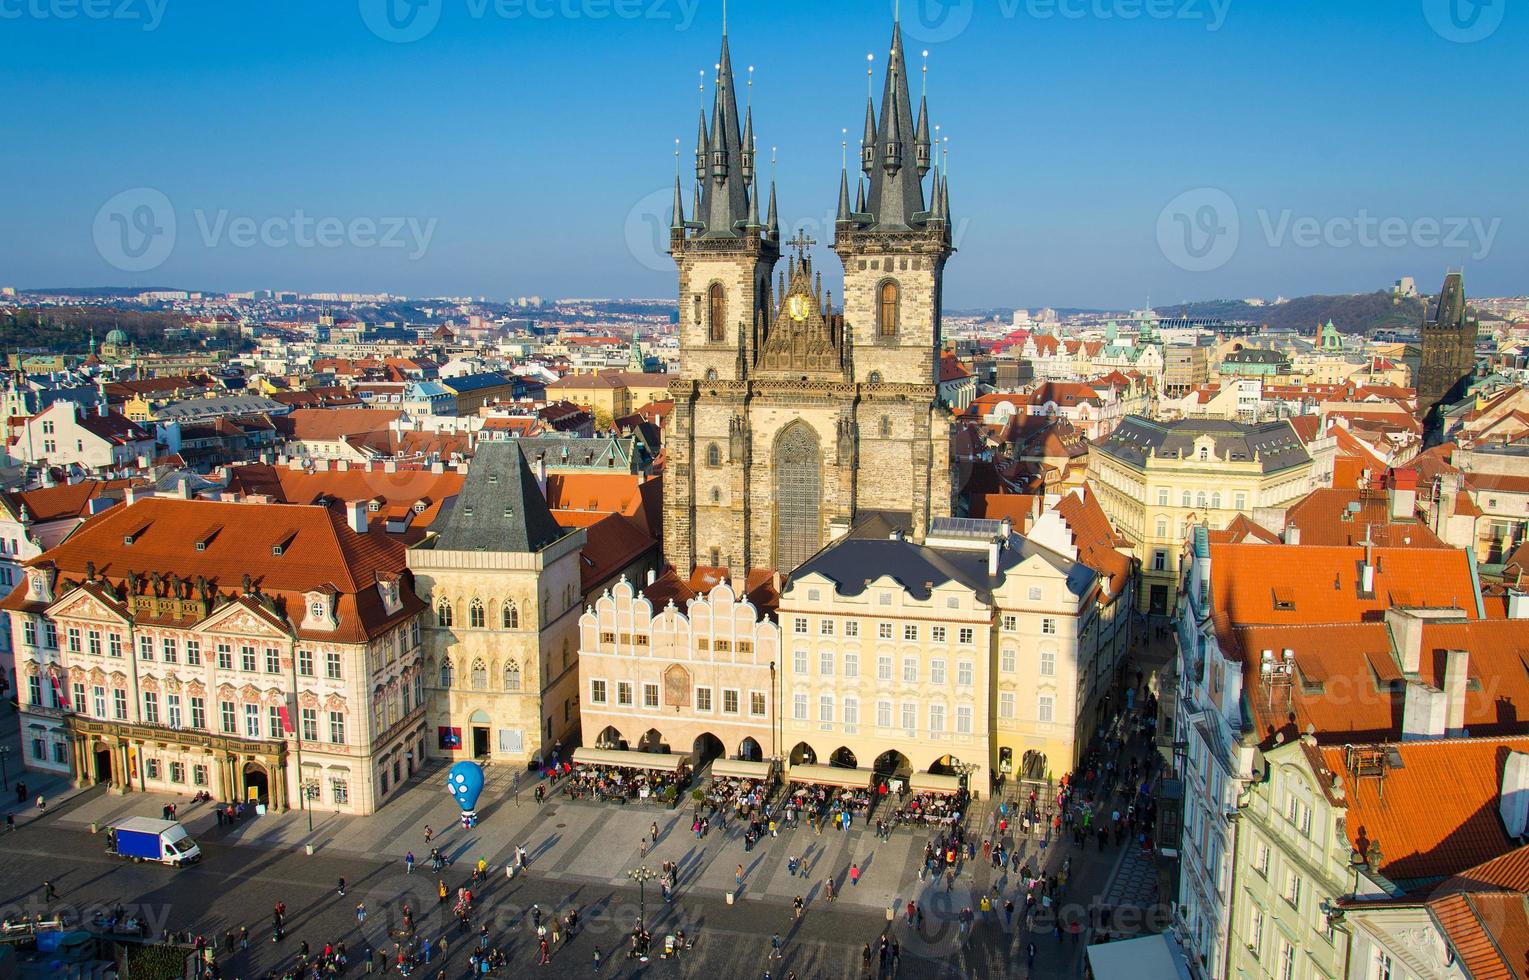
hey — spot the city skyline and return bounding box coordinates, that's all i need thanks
[2,0,1523,308]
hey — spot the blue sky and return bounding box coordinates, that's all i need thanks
[1,0,1523,309]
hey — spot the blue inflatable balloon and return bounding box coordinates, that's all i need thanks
[447,761,485,822]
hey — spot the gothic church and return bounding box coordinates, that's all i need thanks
[664,16,955,581]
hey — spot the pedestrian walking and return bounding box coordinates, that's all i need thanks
[424,825,433,843]
[356,902,367,925]
[538,938,551,965]
[338,876,346,897]
[593,946,602,973]
[42,880,57,902]
[405,850,415,874]
[770,933,783,959]
[849,863,860,887]
[736,864,744,887]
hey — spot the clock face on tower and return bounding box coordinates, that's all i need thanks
[786,293,810,322]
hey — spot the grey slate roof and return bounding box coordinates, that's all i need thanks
[155,394,289,421]
[1095,416,1309,473]
[430,441,567,554]
[790,533,1095,604]
[510,436,636,472]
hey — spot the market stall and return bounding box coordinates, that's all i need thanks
[565,748,691,804]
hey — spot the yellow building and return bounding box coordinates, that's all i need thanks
[775,514,1106,790]
[544,371,672,424]
[1088,416,1314,615]
[409,442,586,766]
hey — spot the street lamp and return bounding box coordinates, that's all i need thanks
[627,865,657,928]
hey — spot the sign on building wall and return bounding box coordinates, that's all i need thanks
[497,729,524,755]
[438,726,462,750]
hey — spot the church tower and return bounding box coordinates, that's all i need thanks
[665,13,953,583]
[667,25,781,579]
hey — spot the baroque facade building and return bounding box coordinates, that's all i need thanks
[664,20,953,581]
[1,494,428,815]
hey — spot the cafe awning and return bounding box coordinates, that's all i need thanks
[572,747,688,773]
[909,772,963,795]
[789,764,873,789]
[710,758,776,781]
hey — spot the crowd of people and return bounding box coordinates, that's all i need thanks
[887,788,967,829]
[782,783,873,828]
[561,763,689,804]
[702,773,776,820]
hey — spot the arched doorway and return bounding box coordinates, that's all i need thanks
[1022,750,1048,781]
[469,709,492,760]
[829,747,858,769]
[789,742,817,766]
[873,750,911,780]
[929,754,958,776]
[595,726,626,750]
[242,762,270,804]
[92,743,113,785]
[692,733,725,767]
[737,737,763,762]
[638,729,666,753]
[774,423,822,571]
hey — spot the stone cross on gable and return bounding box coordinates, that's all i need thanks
[786,230,816,256]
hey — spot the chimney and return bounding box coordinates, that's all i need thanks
[124,486,155,507]
[1387,607,1425,674]
[535,457,548,495]
[1360,543,1376,596]
[1444,649,1469,735]
[1285,523,1301,545]
[347,500,368,534]
[646,568,657,587]
[1401,680,1447,740]
[1389,469,1418,521]
[988,541,1000,577]
[1509,591,1529,620]
[1500,751,1529,840]
[176,477,192,499]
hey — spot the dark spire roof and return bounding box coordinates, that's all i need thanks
[699,33,750,238]
[671,175,685,231]
[837,166,852,223]
[766,178,779,238]
[431,441,566,554]
[1430,272,1471,329]
[861,21,927,232]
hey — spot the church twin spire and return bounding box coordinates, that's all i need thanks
[673,27,777,242]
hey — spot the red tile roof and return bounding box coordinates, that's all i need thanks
[1284,488,1447,549]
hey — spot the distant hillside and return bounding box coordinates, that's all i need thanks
[0,307,235,355]
[1155,291,1428,335]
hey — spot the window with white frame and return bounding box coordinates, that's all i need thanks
[92,686,106,717]
[143,692,159,724]
[818,695,833,723]
[931,626,947,643]
[793,617,808,634]
[722,689,740,714]
[929,703,945,734]
[590,680,607,705]
[1248,907,1264,959]
[1040,648,1056,676]
[138,635,153,660]
[819,619,834,636]
[1001,614,1017,631]
[844,651,859,678]
[1001,648,1017,673]
[903,624,918,641]
[1278,940,1295,980]
[66,627,81,653]
[957,661,974,686]
[694,686,710,711]
[298,648,314,676]
[902,658,918,683]
[844,620,859,637]
[843,697,858,728]
[901,702,916,732]
[793,694,808,721]
[958,627,974,645]
[642,683,659,708]
[1254,838,1270,876]
[326,651,342,680]
[794,649,808,674]
[876,700,892,727]
[1027,587,1042,601]
[750,691,766,716]
[878,622,893,640]
[877,655,893,681]
[1284,869,1302,908]
[1037,695,1054,723]
[956,705,972,734]
[819,650,834,676]
[1041,618,1057,635]
[88,631,101,656]
[616,682,633,706]
[167,693,181,728]
[244,704,260,737]
[161,637,177,663]
[930,659,946,685]
[999,692,1015,719]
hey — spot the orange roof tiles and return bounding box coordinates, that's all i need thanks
[1320,737,1529,885]
[1052,487,1133,600]
[1284,488,1446,548]
[1429,891,1529,980]
[1,478,143,524]
[3,496,422,643]
[1209,542,1479,632]
[573,512,658,593]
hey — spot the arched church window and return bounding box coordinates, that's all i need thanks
[710,487,721,504]
[706,443,722,467]
[469,599,485,629]
[708,283,726,343]
[879,416,892,439]
[470,658,488,690]
[705,368,719,381]
[504,662,522,691]
[878,281,899,338]
[438,659,454,688]
[436,600,453,627]
[868,371,883,385]
[502,601,519,629]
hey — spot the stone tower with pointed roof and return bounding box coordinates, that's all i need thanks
[1418,272,1480,443]
[408,441,586,768]
[665,14,952,582]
